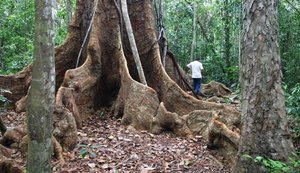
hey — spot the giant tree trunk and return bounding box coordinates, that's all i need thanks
[0,0,241,164]
[232,0,294,172]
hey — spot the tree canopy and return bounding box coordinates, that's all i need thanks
[0,0,299,172]
[1,0,299,90]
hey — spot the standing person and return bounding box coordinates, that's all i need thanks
[187,57,204,94]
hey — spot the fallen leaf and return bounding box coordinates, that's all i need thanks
[88,163,96,168]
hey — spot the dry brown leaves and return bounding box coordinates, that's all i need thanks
[1,110,230,173]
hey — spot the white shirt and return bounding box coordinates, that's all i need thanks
[187,60,203,78]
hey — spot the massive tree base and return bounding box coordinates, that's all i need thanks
[0,0,241,168]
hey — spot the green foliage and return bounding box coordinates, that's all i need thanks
[0,0,35,74]
[164,0,241,87]
[284,83,300,136]
[77,144,101,158]
[0,0,75,75]
[243,153,300,173]
[279,1,300,89]
[54,1,74,45]
[163,0,299,89]
[285,83,300,117]
[0,0,299,92]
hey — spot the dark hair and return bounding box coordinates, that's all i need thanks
[195,57,200,61]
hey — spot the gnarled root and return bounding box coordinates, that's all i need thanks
[0,156,23,173]
[151,102,193,138]
[207,112,240,149]
[0,126,26,148]
[113,79,159,130]
[19,135,64,164]
[53,106,78,151]
[52,136,65,164]
[56,87,82,128]
[202,81,232,97]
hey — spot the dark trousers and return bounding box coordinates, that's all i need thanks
[193,78,202,94]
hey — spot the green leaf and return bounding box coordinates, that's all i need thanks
[254,156,263,163]
[89,150,97,158]
[79,148,87,158]
[77,144,87,147]
[91,144,101,148]
[242,154,253,160]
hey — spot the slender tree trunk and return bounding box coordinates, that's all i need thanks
[282,10,291,55]
[190,4,197,61]
[66,0,73,26]
[232,0,294,172]
[196,17,226,75]
[224,0,231,70]
[26,0,56,172]
[121,0,147,86]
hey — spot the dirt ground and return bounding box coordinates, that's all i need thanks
[1,109,231,173]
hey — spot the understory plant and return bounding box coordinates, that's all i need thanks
[284,83,300,138]
[77,143,101,158]
[243,153,300,173]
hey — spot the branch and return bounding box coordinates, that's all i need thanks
[167,51,200,99]
[284,0,300,16]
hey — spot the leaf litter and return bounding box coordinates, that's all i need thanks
[1,109,230,172]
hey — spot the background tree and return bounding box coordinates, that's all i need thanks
[164,0,241,86]
[26,0,56,172]
[279,0,300,88]
[0,0,34,74]
[232,0,294,172]
[0,0,299,170]
[66,0,73,26]
[190,3,197,62]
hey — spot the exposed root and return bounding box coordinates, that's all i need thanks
[53,106,78,151]
[0,126,26,148]
[0,144,12,158]
[0,156,23,173]
[207,112,240,149]
[202,81,232,97]
[19,135,64,164]
[151,102,193,138]
[113,82,159,130]
[15,95,28,113]
[52,136,65,164]
[56,87,82,128]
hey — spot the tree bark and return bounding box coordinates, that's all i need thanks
[232,0,294,172]
[66,0,73,26]
[26,0,56,172]
[0,0,242,165]
[223,0,231,68]
[121,0,147,85]
[190,4,197,61]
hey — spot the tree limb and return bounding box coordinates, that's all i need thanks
[284,0,300,16]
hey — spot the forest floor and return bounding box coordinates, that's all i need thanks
[1,108,231,173]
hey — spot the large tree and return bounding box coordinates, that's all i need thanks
[0,0,241,168]
[26,0,56,172]
[232,0,294,172]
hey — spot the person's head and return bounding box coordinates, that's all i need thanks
[195,57,200,61]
